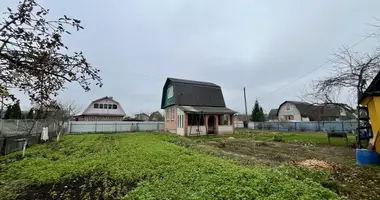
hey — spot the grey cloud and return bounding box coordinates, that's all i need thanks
[2,0,380,115]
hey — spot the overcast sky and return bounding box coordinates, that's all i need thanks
[2,0,380,115]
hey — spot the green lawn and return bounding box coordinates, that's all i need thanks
[0,133,340,200]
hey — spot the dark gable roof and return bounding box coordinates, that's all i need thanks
[168,77,219,87]
[359,70,380,103]
[161,78,226,108]
[268,109,278,120]
[276,101,313,117]
[277,101,355,120]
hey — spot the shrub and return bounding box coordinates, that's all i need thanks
[273,134,284,142]
[217,140,227,148]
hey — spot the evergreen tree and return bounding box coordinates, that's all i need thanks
[250,100,265,122]
[259,107,265,122]
[10,101,22,119]
[26,108,35,119]
[3,105,12,119]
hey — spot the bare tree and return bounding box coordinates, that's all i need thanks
[314,46,380,102]
[47,101,81,142]
[0,0,102,108]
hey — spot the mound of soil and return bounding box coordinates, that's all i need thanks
[295,159,334,170]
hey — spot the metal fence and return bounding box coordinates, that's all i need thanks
[67,121,165,134]
[234,120,358,133]
[0,119,59,137]
[0,119,60,155]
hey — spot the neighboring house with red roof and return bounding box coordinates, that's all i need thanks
[75,96,126,121]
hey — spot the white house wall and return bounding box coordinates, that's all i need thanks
[83,99,126,116]
[187,126,207,136]
[278,103,302,121]
[218,125,233,134]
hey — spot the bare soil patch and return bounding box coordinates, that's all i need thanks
[194,137,380,200]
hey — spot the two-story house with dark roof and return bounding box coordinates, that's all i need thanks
[277,101,356,122]
[161,77,236,136]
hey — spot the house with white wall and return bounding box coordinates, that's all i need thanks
[160,78,237,136]
[75,96,126,121]
[277,101,356,122]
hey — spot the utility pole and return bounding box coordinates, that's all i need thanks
[243,87,248,128]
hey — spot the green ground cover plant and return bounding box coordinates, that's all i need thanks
[0,133,340,200]
[192,130,355,146]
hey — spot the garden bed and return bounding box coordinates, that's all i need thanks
[0,133,339,199]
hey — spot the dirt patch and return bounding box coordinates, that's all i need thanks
[295,159,334,170]
[18,173,138,200]
[195,137,380,200]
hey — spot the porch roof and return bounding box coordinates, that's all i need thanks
[178,106,237,114]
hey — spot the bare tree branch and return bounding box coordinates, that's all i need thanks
[46,100,80,142]
[0,0,103,108]
[314,46,380,103]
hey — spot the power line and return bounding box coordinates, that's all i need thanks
[258,31,380,98]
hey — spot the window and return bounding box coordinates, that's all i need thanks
[177,115,183,128]
[219,114,231,125]
[104,104,108,109]
[113,104,117,109]
[178,115,183,128]
[108,104,112,109]
[166,108,170,121]
[171,107,175,120]
[99,104,104,109]
[94,103,99,108]
[167,86,173,99]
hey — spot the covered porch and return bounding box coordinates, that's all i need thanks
[178,106,236,136]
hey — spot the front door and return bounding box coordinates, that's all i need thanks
[207,116,216,134]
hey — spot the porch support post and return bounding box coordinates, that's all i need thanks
[184,113,188,136]
[214,114,219,135]
[204,115,209,134]
[231,114,235,133]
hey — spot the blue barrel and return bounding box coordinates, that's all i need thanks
[356,148,380,166]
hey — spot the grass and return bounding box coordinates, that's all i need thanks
[0,132,340,200]
[191,129,356,146]
[187,129,380,200]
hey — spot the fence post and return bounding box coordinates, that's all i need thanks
[115,122,117,132]
[294,122,297,131]
[277,122,280,130]
[341,121,344,132]
[0,119,3,135]
[16,120,19,135]
[157,122,159,130]
[34,120,38,135]
[94,121,97,133]
[68,121,72,134]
